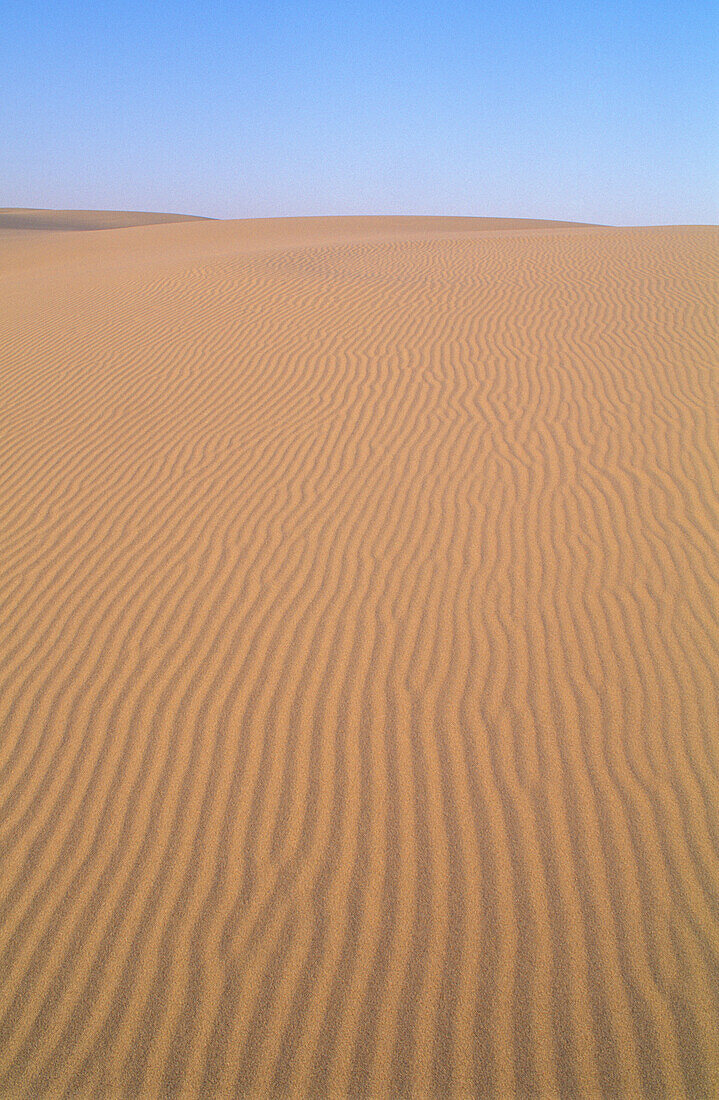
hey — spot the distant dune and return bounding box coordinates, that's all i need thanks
[0,208,210,233]
[0,213,717,1097]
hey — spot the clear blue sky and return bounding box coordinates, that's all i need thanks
[2,0,717,223]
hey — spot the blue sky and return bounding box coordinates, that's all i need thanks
[2,0,717,223]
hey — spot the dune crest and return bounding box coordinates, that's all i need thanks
[0,216,718,1097]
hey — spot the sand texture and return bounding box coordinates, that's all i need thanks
[1,215,718,1097]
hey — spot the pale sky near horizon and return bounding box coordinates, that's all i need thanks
[2,0,717,224]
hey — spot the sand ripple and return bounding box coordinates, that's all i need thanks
[1,218,718,1096]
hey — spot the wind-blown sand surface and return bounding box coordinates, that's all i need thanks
[0,213,718,1097]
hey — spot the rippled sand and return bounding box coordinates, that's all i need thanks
[1,214,718,1097]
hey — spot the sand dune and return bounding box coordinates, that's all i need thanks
[0,214,718,1097]
[0,209,210,233]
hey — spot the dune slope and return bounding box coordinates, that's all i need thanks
[0,216,718,1097]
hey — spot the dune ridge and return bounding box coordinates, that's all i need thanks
[0,216,718,1097]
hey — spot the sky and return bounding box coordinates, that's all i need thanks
[2,0,717,224]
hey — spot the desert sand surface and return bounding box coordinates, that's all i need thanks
[1,213,718,1097]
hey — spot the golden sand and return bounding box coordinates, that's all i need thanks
[0,214,718,1096]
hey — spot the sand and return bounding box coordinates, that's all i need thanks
[0,213,717,1097]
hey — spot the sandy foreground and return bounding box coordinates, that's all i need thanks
[0,211,718,1097]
